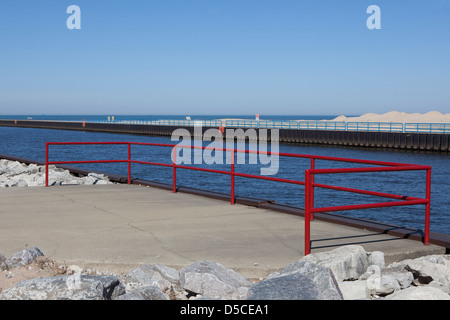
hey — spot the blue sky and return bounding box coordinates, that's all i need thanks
[0,0,449,116]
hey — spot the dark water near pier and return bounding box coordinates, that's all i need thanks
[0,124,448,236]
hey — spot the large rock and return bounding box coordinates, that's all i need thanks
[387,286,450,300]
[358,265,403,297]
[369,274,401,297]
[340,264,413,300]
[248,272,321,300]
[85,173,111,185]
[337,280,369,300]
[406,255,450,291]
[368,251,385,269]
[251,260,343,300]
[0,160,28,177]
[4,247,44,269]
[122,264,178,292]
[114,286,170,300]
[153,263,180,285]
[380,265,414,290]
[179,260,252,299]
[0,275,125,300]
[388,255,450,293]
[269,260,343,299]
[302,245,370,281]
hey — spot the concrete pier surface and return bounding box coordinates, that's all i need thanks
[0,184,446,278]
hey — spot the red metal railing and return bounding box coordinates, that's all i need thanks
[45,141,431,255]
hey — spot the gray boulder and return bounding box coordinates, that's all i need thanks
[388,254,450,293]
[48,169,78,186]
[406,255,450,292]
[359,265,404,297]
[266,260,343,300]
[114,286,170,300]
[368,274,401,297]
[381,265,414,290]
[0,275,125,300]
[248,272,322,300]
[122,264,178,292]
[1,160,27,177]
[368,251,385,269]
[387,286,450,300]
[153,263,180,285]
[340,264,414,300]
[302,245,370,281]
[179,260,252,299]
[85,173,111,185]
[337,280,369,300]
[4,247,44,269]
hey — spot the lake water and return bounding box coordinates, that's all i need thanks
[0,117,448,236]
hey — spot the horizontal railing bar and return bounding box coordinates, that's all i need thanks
[175,164,233,175]
[47,141,419,168]
[48,160,129,165]
[47,142,130,145]
[312,182,423,201]
[131,160,173,168]
[233,172,304,185]
[310,165,430,175]
[48,159,424,200]
[311,198,429,213]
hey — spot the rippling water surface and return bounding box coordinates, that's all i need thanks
[0,126,448,235]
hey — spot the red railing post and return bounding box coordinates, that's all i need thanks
[173,147,177,193]
[304,169,311,255]
[425,168,431,245]
[45,142,49,187]
[128,143,131,184]
[231,149,235,204]
[310,157,315,221]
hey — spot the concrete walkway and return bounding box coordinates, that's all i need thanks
[0,184,445,278]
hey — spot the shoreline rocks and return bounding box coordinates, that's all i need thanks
[2,275,125,300]
[1,245,449,300]
[0,159,112,187]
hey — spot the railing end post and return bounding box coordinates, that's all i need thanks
[231,149,235,204]
[304,169,311,256]
[45,142,49,187]
[173,147,177,193]
[128,143,131,185]
[424,167,431,245]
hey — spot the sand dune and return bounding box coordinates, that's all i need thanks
[216,111,450,124]
[332,111,450,123]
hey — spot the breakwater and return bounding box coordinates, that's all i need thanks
[0,119,449,152]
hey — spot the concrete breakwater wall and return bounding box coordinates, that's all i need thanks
[1,119,449,152]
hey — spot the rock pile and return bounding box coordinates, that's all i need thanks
[0,159,112,187]
[304,245,450,300]
[1,245,449,300]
